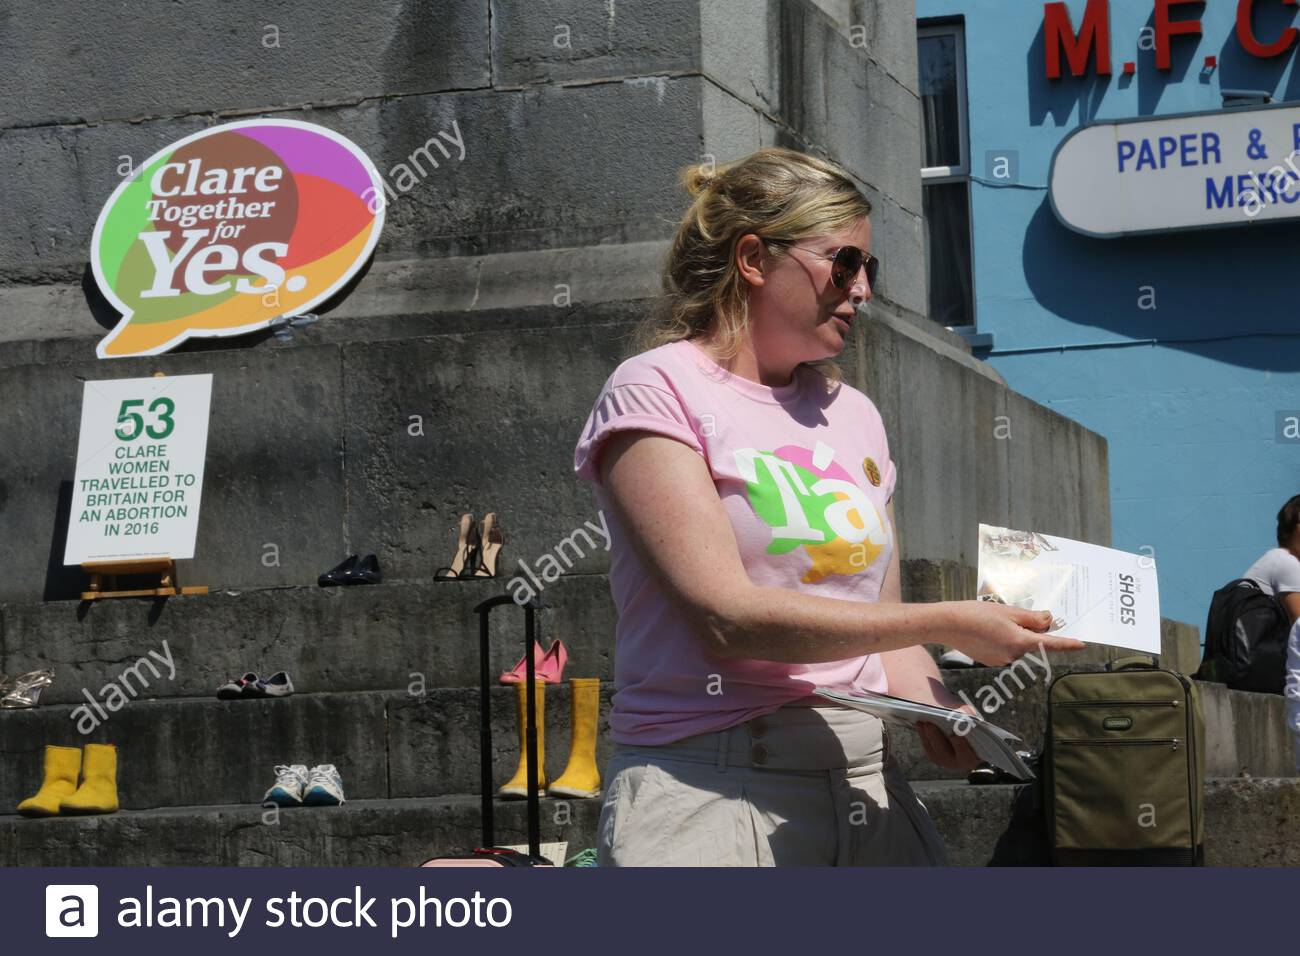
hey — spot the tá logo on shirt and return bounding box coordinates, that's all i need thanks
[735,441,890,584]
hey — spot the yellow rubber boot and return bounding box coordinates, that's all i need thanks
[498,681,546,799]
[549,679,602,798]
[60,743,119,814]
[17,745,82,817]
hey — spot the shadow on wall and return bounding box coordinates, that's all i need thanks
[1021,197,1300,372]
[1027,21,1110,127]
[1216,0,1297,101]
[43,480,83,601]
[1135,6,1203,116]
[1026,4,1281,125]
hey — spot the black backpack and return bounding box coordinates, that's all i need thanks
[1195,578,1289,694]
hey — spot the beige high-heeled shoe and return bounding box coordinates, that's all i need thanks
[434,513,480,580]
[472,512,504,578]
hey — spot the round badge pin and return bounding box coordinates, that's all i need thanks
[862,457,881,486]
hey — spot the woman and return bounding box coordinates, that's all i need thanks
[1242,494,1300,625]
[572,148,1082,867]
[1245,495,1300,770]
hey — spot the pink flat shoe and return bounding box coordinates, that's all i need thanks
[499,639,568,684]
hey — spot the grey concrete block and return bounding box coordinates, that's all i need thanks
[0,346,347,603]
[0,692,388,810]
[388,683,615,798]
[915,777,1300,867]
[861,310,1056,567]
[0,577,617,702]
[701,81,764,161]
[0,116,212,285]
[338,324,633,585]
[0,0,491,128]
[0,292,1112,610]
[845,0,921,96]
[0,681,615,811]
[1004,388,1113,549]
[0,81,703,282]
[0,281,654,370]
[0,777,1294,866]
[490,0,700,86]
[1161,617,1202,675]
[0,795,604,866]
[700,0,924,290]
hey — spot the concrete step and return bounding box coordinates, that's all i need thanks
[891,668,1297,781]
[0,577,618,704]
[0,570,1201,707]
[1,289,1112,608]
[0,683,615,812]
[0,795,605,867]
[10,659,1287,816]
[915,777,1300,867]
[0,777,1294,867]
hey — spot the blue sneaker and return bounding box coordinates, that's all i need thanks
[263,764,309,806]
[302,765,345,806]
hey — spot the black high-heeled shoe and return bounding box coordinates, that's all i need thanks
[435,514,480,580]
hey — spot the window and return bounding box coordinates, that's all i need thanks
[918,22,974,330]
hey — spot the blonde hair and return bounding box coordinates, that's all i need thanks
[635,147,873,386]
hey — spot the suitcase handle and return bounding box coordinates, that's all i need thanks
[1106,654,1158,672]
[473,594,547,859]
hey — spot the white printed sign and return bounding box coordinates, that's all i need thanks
[1050,103,1300,236]
[64,374,213,564]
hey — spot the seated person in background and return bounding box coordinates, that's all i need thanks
[1243,494,1300,625]
[1245,495,1300,770]
[1288,621,1300,772]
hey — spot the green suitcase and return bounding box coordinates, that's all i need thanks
[1044,656,1205,865]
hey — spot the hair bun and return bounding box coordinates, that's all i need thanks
[684,164,719,197]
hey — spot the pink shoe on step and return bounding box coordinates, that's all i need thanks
[499,639,568,684]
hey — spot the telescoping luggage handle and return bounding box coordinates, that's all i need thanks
[473,593,546,859]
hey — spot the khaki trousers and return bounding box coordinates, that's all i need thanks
[597,703,948,867]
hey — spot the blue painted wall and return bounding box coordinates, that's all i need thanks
[914,0,1300,633]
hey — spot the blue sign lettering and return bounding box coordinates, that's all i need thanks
[1117,131,1221,172]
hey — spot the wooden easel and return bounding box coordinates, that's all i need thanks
[80,557,208,601]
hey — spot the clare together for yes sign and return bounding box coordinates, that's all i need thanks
[91,120,384,359]
[64,375,213,565]
[1050,103,1300,236]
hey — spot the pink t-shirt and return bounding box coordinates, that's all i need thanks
[573,338,897,745]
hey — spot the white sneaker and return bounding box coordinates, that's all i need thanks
[302,764,345,806]
[939,649,979,669]
[263,764,309,806]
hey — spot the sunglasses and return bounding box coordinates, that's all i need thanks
[769,241,879,290]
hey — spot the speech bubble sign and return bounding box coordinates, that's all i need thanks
[90,119,385,359]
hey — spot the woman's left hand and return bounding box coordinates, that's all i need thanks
[916,705,983,772]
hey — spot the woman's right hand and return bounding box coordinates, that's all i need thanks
[943,600,1085,666]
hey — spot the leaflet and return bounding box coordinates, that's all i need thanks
[813,688,1036,781]
[976,523,1161,654]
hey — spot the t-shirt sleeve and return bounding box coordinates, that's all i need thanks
[880,427,898,503]
[574,380,706,487]
[1274,552,1300,594]
[863,395,898,502]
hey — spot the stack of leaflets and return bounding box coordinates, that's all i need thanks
[813,687,1036,780]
